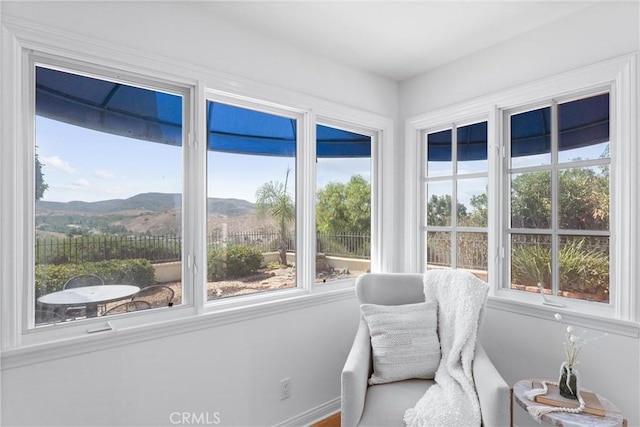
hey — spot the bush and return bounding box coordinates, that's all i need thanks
[511,238,609,297]
[207,245,264,281]
[35,258,156,299]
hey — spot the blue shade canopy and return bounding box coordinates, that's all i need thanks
[427,94,609,162]
[35,66,371,158]
[36,67,183,146]
[427,122,488,162]
[510,93,609,159]
[206,102,370,158]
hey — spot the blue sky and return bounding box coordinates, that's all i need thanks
[36,117,371,204]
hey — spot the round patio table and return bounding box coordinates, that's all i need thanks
[38,284,140,318]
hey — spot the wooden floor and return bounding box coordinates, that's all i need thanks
[311,412,340,427]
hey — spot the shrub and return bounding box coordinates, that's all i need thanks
[35,258,156,299]
[511,238,609,297]
[207,245,264,281]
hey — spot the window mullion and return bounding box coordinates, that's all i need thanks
[451,124,458,269]
[551,101,559,297]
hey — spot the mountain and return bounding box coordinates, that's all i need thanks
[37,193,255,216]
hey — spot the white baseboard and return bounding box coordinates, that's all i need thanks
[273,397,341,427]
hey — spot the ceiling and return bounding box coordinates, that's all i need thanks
[203,1,597,82]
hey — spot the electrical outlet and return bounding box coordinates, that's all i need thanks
[280,377,291,400]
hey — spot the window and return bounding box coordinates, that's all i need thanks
[506,93,611,303]
[410,55,635,321]
[315,124,372,284]
[206,101,298,299]
[423,121,489,281]
[33,65,185,327]
[6,44,385,349]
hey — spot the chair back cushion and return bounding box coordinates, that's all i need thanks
[356,273,425,306]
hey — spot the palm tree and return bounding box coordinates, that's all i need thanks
[255,168,295,265]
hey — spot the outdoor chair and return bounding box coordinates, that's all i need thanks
[103,300,152,315]
[63,274,106,319]
[131,285,174,308]
[34,308,66,325]
[341,272,511,427]
[63,274,105,289]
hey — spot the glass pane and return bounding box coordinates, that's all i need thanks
[206,102,296,300]
[559,235,609,303]
[426,232,450,269]
[34,67,183,326]
[316,125,371,285]
[510,234,551,293]
[457,177,488,227]
[558,166,609,231]
[457,121,488,174]
[510,171,551,229]
[426,181,452,226]
[427,129,452,177]
[457,232,488,281]
[510,107,551,168]
[559,94,610,163]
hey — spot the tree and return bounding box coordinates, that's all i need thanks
[510,168,609,230]
[426,194,467,226]
[35,151,49,201]
[316,175,370,234]
[255,168,295,265]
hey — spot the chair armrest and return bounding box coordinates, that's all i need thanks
[473,344,511,427]
[341,319,372,427]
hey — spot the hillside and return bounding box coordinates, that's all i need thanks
[37,193,254,216]
[36,193,263,236]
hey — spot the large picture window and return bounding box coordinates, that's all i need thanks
[34,65,185,327]
[3,43,386,350]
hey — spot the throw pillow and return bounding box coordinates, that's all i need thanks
[360,301,440,385]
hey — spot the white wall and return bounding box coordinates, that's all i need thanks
[400,1,640,118]
[0,2,396,426]
[5,1,398,119]
[1,298,361,426]
[400,2,640,426]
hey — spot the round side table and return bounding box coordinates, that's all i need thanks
[513,379,626,427]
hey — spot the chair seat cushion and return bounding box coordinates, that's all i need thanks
[358,379,434,427]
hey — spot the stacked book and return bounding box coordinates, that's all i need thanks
[532,381,605,416]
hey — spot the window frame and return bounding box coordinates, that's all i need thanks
[0,23,392,357]
[421,118,490,277]
[405,53,638,326]
[503,90,613,310]
[20,54,198,344]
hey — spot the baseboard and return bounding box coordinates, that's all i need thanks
[273,397,341,427]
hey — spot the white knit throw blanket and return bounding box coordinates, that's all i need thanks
[404,270,489,427]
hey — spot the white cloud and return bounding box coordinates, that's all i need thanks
[40,156,76,174]
[94,169,115,179]
[71,178,90,187]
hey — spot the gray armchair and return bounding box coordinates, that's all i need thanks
[341,273,511,427]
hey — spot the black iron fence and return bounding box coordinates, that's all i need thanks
[36,230,372,265]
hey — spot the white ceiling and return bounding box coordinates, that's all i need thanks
[203,1,597,82]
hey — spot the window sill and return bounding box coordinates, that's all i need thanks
[1,286,356,370]
[487,296,640,338]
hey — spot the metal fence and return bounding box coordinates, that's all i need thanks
[36,230,372,265]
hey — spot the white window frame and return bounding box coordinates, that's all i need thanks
[421,117,490,277]
[405,53,638,329]
[502,90,613,314]
[0,20,393,361]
